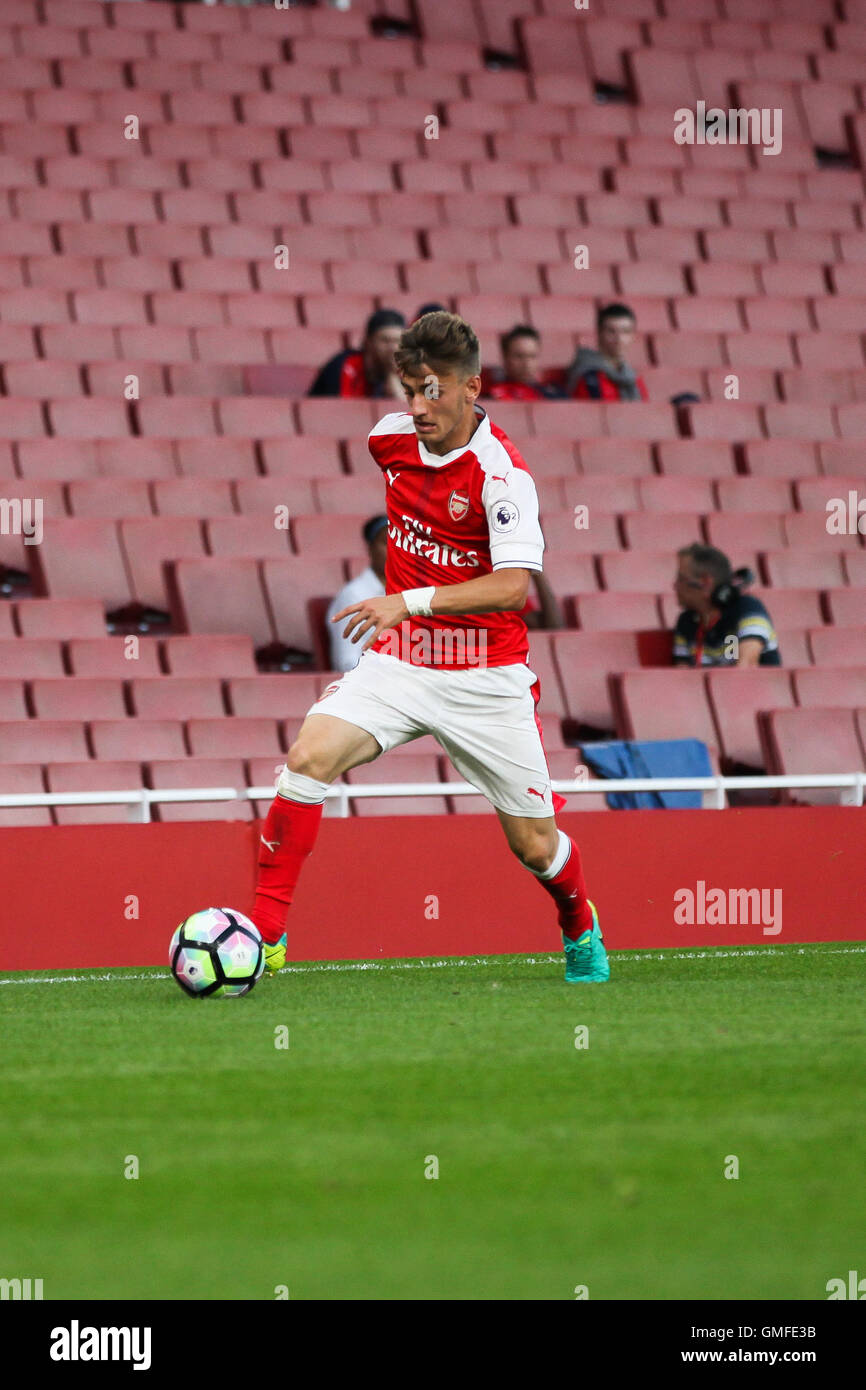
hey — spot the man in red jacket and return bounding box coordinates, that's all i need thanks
[566,303,648,401]
[308,309,406,399]
[486,324,562,402]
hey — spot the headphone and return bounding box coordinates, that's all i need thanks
[710,566,755,608]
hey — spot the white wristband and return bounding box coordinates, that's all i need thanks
[402,586,436,617]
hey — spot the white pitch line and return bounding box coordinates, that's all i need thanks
[1,942,864,986]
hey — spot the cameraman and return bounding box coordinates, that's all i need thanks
[673,544,781,667]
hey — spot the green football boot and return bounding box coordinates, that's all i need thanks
[262,933,287,977]
[563,900,610,983]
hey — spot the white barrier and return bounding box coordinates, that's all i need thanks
[0,773,863,821]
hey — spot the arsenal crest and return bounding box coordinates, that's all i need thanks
[448,489,470,521]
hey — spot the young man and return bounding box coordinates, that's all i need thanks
[486,324,562,402]
[308,308,406,399]
[252,311,609,984]
[566,303,649,401]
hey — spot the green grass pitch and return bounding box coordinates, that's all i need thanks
[2,943,864,1301]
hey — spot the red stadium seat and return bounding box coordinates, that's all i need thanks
[48,761,145,827]
[763,404,836,440]
[31,678,126,721]
[808,627,866,667]
[706,668,795,770]
[783,512,862,551]
[147,758,252,823]
[121,518,207,610]
[204,518,291,561]
[824,590,866,626]
[682,403,764,441]
[175,439,258,479]
[621,511,703,551]
[762,551,846,589]
[136,397,216,438]
[0,681,28,719]
[66,637,161,678]
[560,475,640,512]
[186,718,283,761]
[540,552,599,600]
[166,559,273,649]
[234,477,317,519]
[554,630,642,732]
[31,519,131,606]
[705,513,786,555]
[291,514,372,559]
[0,720,89,765]
[598,551,673,594]
[129,678,226,721]
[0,763,50,828]
[542,512,621,553]
[226,674,325,720]
[346,755,449,817]
[573,591,661,632]
[654,442,734,479]
[756,588,823,630]
[715,478,793,513]
[162,635,257,678]
[612,669,719,751]
[638,476,715,513]
[762,707,865,804]
[90,719,186,762]
[153,480,234,518]
[66,479,153,520]
[296,400,378,439]
[13,599,104,640]
[819,443,866,478]
[792,667,866,709]
[742,440,820,477]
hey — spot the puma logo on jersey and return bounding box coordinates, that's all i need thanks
[260,836,280,852]
[385,468,401,485]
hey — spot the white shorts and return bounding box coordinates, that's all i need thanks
[305,651,556,818]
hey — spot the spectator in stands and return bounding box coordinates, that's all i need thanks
[327,515,388,672]
[486,325,562,402]
[672,543,780,667]
[308,309,406,399]
[566,303,649,401]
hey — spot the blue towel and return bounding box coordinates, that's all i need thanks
[579,739,713,809]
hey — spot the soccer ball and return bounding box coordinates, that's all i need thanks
[169,908,265,998]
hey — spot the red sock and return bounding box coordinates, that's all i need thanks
[252,795,323,945]
[536,837,593,940]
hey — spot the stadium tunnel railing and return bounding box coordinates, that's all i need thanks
[0,773,864,820]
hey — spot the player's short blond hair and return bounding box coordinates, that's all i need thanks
[394,311,481,380]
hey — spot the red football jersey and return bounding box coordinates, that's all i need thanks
[366,406,545,669]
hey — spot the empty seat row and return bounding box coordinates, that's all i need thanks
[613,669,866,805]
[528,628,866,737]
[3,474,863,530]
[3,396,866,443]
[4,434,863,484]
[0,632,259,677]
